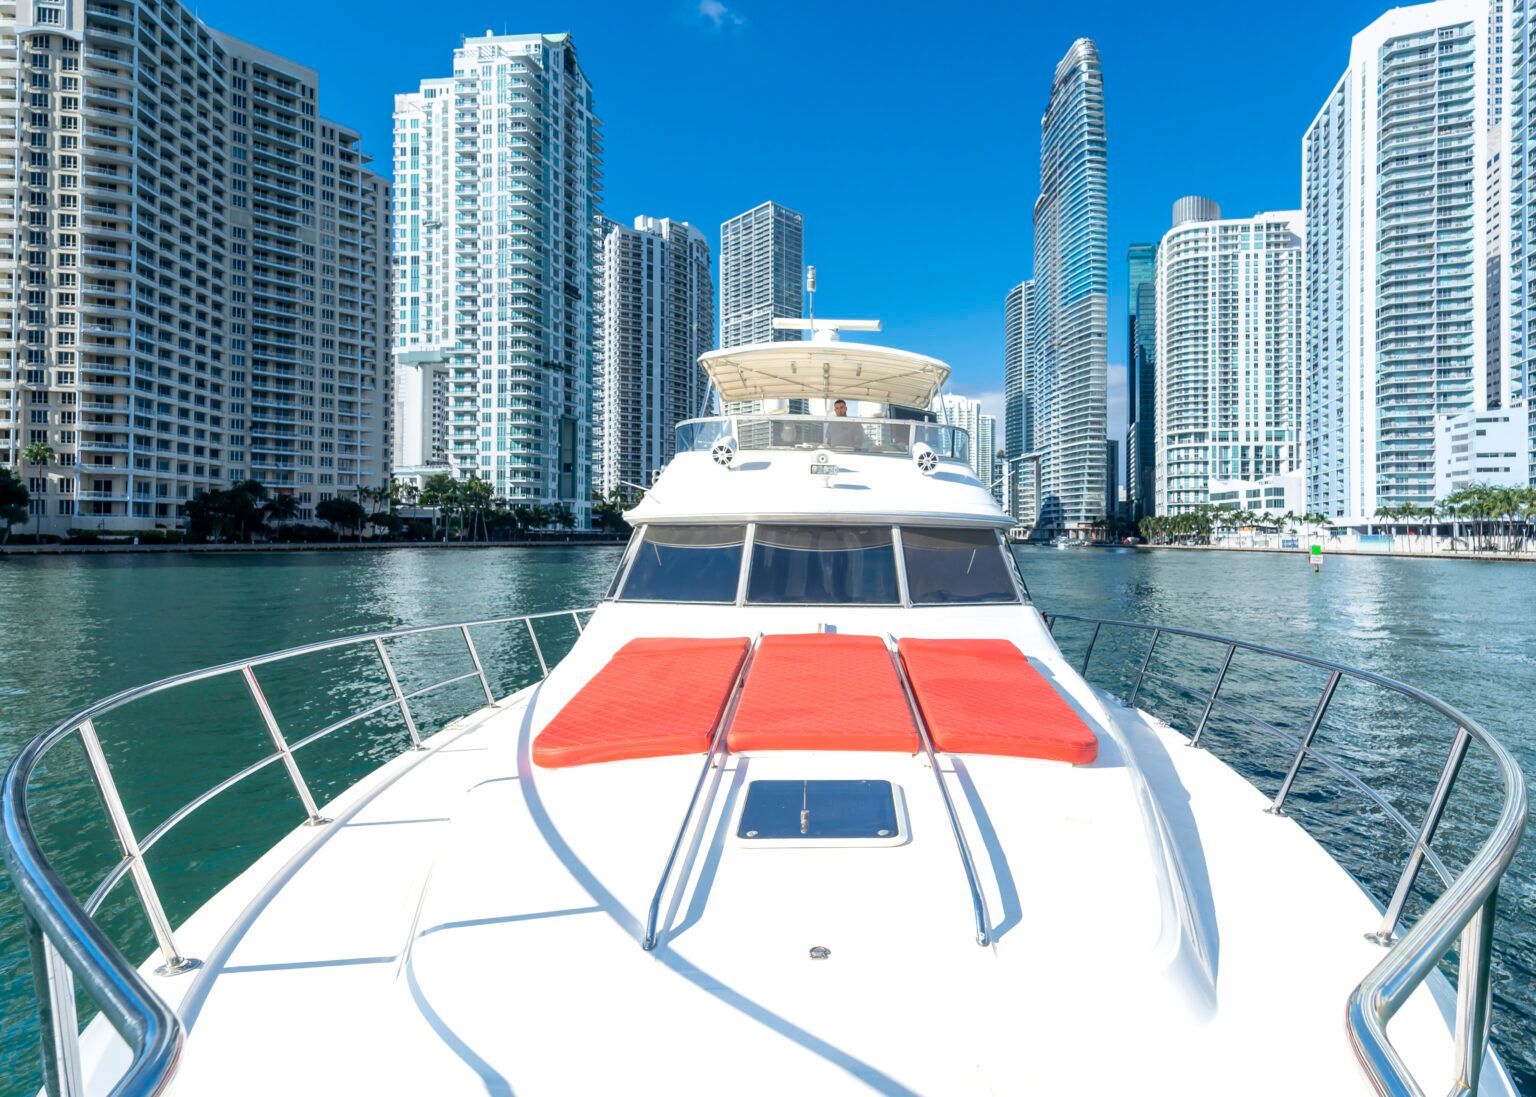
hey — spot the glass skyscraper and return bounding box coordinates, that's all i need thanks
[1002,279,1034,518]
[1125,243,1156,519]
[1030,38,1108,532]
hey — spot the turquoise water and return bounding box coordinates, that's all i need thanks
[0,547,1531,1094]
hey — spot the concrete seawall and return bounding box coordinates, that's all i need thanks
[0,536,628,556]
[1130,543,1535,564]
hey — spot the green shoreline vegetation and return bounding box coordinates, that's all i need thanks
[0,471,639,549]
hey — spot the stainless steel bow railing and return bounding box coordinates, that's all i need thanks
[1046,614,1527,1097]
[2,607,594,1097]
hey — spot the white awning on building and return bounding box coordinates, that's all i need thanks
[700,340,951,411]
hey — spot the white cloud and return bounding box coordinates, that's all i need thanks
[697,0,745,29]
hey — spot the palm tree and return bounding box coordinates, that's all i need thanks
[263,493,298,531]
[22,441,55,470]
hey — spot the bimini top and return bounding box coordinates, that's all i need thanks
[700,339,951,411]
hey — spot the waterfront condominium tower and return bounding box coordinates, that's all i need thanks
[594,215,714,495]
[718,201,802,414]
[720,201,803,349]
[1125,242,1156,519]
[1030,38,1108,533]
[1303,0,1506,517]
[1513,0,1535,483]
[0,0,392,536]
[393,32,601,522]
[937,393,997,491]
[1153,200,1304,515]
[1002,278,1034,518]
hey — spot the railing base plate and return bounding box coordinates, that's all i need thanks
[155,957,202,977]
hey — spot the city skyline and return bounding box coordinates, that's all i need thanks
[167,0,1431,426]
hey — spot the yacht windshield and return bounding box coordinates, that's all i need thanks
[747,524,899,605]
[620,525,745,603]
[901,527,1018,604]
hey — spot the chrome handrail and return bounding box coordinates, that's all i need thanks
[1045,613,1527,1097]
[886,635,991,946]
[1,607,595,1097]
[641,633,760,951]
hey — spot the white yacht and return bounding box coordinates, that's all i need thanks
[2,323,1526,1096]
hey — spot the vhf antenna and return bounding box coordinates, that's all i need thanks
[806,264,816,325]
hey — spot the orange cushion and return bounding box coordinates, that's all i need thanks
[898,638,1098,764]
[728,634,919,753]
[533,637,749,768]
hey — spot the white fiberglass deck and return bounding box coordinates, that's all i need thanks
[75,609,1496,1096]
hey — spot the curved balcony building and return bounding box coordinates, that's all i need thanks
[1153,203,1304,515]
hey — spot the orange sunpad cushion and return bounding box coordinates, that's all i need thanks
[728,633,919,753]
[898,638,1098,764]
[533,636,749,768]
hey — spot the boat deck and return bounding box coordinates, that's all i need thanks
[76,661,1493,1095]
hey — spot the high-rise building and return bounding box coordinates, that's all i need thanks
[1154,201,1304,515]
[1030,38,1109,532]
[1105,437,1120,520]
[594,215,714,495]
[1125,243,1156,519]
[720,201,802,350]
[1512,0,1536,482]
[936,394,996,490]
[1304,0,1505,516]
[1003,279,1035,518]
[393,32,601,522]
[719,201,803,414]
[0,2,392,535]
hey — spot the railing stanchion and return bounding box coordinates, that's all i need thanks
[1453,888,1498,1094]
[1128,628,1160,708]
[242,665,329,824]
[1080,622,1101,675]
[461,626,496,705]
[374,638,425,750]
[24,913,74,1097]
[1369,726,1471,944]
[526,617,549,677]
[76,720,198,975]
[39,933,82,1097]
[571,610,585,635]
[1190,643,1237,748]
[1268,670,1342,815]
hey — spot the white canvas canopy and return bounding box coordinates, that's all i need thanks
[699,340,951,411]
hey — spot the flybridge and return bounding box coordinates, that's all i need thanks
[699,318,952,411]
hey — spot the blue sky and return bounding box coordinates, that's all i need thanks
[195,0,1393,441]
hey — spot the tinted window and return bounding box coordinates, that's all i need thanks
[747,525,899,604]
[621,525,745,603]
[901,527,1018,605]
[605,531,643,598]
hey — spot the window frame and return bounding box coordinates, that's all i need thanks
[744,522,903,607]
[613,522,750,606]
[898,525,1024,608]
[610,521,1023,608]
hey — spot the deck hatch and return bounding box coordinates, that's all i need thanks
[736,779,907,845]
